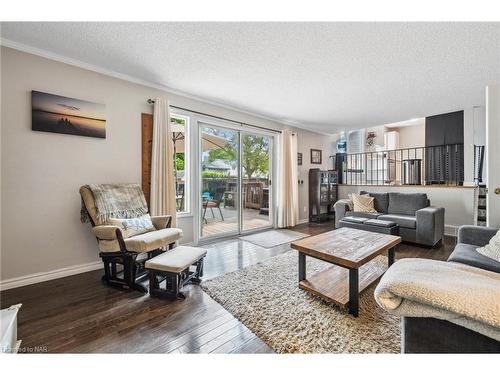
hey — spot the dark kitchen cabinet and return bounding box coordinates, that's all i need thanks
[425,110,464,184]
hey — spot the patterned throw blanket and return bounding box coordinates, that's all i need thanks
[80,183,148,223]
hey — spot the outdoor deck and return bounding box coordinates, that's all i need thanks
[201,206,271,238]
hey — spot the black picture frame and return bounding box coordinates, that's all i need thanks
[310,149,322,164]
[298,152,303,166]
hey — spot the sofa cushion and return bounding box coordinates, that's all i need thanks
[345,211,381,220]
[448,243,500,273]
[388,192,428,215]
[378,214,417,229]
[360,191,389,213]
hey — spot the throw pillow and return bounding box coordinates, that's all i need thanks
[347,193,369,211]
[351,193,377,213]
[108,214,156,238]
[476,230,500,262]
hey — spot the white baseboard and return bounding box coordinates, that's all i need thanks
[445,225,458,237]
[0,261,102,291]
[297,218,310,225]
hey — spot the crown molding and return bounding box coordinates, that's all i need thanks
[0,37,317,131]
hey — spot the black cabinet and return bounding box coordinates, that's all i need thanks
[425,110,464,184]
[309,169,338,223]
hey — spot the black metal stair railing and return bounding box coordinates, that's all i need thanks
[334,143,465,186]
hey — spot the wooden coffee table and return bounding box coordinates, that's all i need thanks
[291,227,401,317]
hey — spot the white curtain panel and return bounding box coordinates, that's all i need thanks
[277,129,299,228]
[150,97,177,227]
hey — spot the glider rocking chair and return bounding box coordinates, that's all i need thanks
[80,185,182,293]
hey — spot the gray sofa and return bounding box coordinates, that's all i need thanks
[400,225,500,353]
[334,191,444,246]
[448,225,500,273]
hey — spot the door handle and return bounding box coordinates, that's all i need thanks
[495,188,500,195]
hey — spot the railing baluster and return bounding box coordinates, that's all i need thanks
[339,143,463,188]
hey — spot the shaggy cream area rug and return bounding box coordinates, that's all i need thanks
[201,251,400,353]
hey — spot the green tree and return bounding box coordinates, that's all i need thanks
[175,153,185,171]
[207,134,269,178]
[241,135,269,178]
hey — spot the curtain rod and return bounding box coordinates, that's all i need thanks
[147,99,282,134]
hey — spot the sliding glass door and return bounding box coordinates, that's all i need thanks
[199,124,273,240]
[200,124,239,238]
[241,131,273,232]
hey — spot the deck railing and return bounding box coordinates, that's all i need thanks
[334,143,465,186]
[201,177,269,209]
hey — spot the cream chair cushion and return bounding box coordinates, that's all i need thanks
[108,214,155,238]
[98,239,121,252]
[145,246,207,273]
[94,226,182,253]
[80,186,104,225]
[124,228,183,253]
[150,215,173,230]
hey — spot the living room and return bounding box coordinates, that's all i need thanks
[1,2,499,374]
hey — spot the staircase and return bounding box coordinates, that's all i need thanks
[475,185,487,226]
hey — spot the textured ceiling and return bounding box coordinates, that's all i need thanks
[2,22,499,134]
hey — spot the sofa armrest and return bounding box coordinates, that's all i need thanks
[416,206,444,246]
[334,199,352,227]
[457,225,498,247]
[151,215,173,230]
[92,225,122,240]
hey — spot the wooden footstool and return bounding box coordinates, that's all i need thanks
[145,246,207,299]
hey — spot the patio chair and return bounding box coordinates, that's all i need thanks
[80,184,182,293]
[202,188,225,224]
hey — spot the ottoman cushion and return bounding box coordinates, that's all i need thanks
[145,246,207,273]
[365,219,397,228]
[341,216,369,224]
[345,211,381,220]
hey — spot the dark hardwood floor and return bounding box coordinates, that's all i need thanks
[0,223,455,353]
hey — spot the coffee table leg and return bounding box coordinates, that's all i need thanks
[349,268,359,317]
[388,246,395,267]
[298,252,306,282]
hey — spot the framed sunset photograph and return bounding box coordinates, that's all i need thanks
[31,90,106,138]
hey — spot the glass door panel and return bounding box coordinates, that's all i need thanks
[200,124,239,239]
[241,132,273,232]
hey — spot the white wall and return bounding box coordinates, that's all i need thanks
[364,125,386,151]
[1,47,329,286]
[486,85,500,227]
[392,123,425,149]
[296,130,337,221]
[338,185,476,236]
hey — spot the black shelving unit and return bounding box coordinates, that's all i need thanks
[309,169,338,223]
